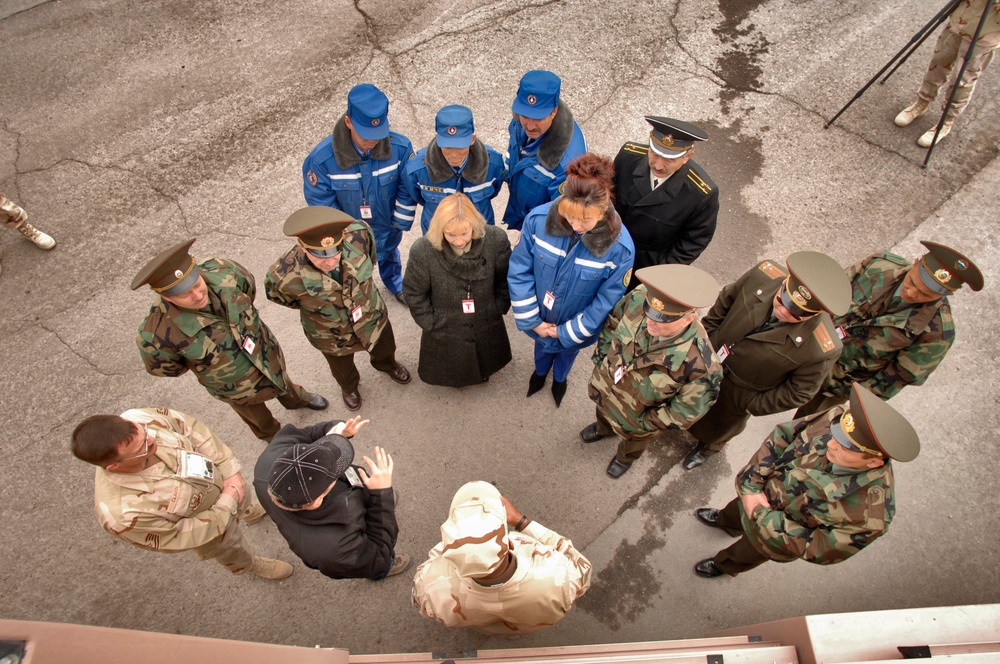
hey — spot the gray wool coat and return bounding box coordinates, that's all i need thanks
[403,225,513,387]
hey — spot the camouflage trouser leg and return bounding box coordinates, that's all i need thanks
[190,513,256,574]
[711,498,768,576]
[1,193,28,228]
[275,381,311,409]
[918,28,998,117]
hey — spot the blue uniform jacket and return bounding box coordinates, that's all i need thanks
[508,200,634,353]
[394,139,505,233]
[502,101,587,231]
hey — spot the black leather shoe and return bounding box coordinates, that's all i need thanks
[580,423,609,444]
[551,380,568,407]
[306,393,329,410]
[695,508,720,528]
[527,371,546,397]
[385,363,411,384]
[682,445,709,470]
[606,457,632,479]
[393,291,408,307]
[342,390,362,411]
[694,559,724,578]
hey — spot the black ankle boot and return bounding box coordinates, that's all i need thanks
[551,380,568,407]
[527,371,546,397]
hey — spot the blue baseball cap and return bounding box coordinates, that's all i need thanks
[435,105,475,148]
[347,83,390,141]
[512,70,561,120]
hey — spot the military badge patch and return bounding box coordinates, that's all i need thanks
[527,94,537,106]
[307,170,318,187]
[623,268,633,288]
[447,126,458,135]
[371,118,381,127]
[558,182,565,195]
[934,268,952,284]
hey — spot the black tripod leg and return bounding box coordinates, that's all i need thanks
[826,0,963,128]
[923,1,994,166]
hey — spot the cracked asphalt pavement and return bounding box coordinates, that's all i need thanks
[2,0,998,655]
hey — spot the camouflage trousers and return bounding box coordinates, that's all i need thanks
[1,193,28,228]
[322,319,398,393]
[190,491,262,574]
[593,408,659,463]
[228,382,312,442]
[918,28,998,116]
[710,498,770,576]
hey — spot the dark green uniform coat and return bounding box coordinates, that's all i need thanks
[589,286,722,440]
[137,258,295,406]
[688,260,842,451]
[403,226,512,387]
[264,220,388,357]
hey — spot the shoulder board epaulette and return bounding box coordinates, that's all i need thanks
[880,251,910,267]
[757,260,787,279]
[814,324,837,353]
[687,170,713,195]
[408,151,416,159]
[622,142,649,156]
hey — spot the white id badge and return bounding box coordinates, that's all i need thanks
[351,305,363,323]
[716,344,730,363]
[542,291,556,309]
[359,205,373,220]
[344,467,363,487]
[614,365,625,384]
[241,335,256,354]
[462,299,475,314]
[836,326,847,340]
[179,452,215,481]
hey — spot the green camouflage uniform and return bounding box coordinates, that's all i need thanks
[796,253,955,416]
[589,286,722,462]
[137,257,302,405]
[94,408,262,573]
[710,408,895,575]
[265,220,388,356]
[412,520,593,635]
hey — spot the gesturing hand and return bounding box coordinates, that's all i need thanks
[359,446,394,490]
[339,416,371,438]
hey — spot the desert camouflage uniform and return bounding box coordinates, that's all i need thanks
[796,253,954,416]
[412,520,592,636]
[589,286,722,462]
[710,407,895,575]
[94,408,262,573]
[0,193,28,228]
[137,257,309,439]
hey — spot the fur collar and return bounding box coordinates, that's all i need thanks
[544,197,621,258]
[536,100,576,170]
[332,114,393,170]
[425,138,489,184]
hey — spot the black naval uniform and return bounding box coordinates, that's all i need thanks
[613,142,719,290]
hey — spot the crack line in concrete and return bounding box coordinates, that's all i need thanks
[38,322,135,378]
[0,0,59,22]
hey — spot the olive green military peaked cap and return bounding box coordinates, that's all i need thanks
[130,238,199,295]
[284,206,355,258]
[918,240,984,295]
[637,264,720,323]
[832,383,920,462]
[783,251,852,317]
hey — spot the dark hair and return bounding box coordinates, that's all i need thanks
[71,415,135,466]
[562,153,616,208]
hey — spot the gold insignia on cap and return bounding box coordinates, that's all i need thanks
[934,268,952,284]
[842,412,856,434]
[321,237,335,248]
[662,134,675,147]
[174,269,184,279]
[650,296,665,312]
[790,285,813,308]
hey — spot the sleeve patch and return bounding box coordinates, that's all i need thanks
[558,181,566,195]
[814,324,836,353]
[758,261,787,279]
[307,170,318,186]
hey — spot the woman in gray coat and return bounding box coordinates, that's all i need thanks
[403,193,512,386]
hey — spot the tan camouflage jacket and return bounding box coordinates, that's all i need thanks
[949,0,1000,48]
[822,253,955,400]
[264,221,387,356]
[94,408,243,552]
[589,286,722,439]
[412,521,593,635]
[136,257,294,405]
[736,408,894,565]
